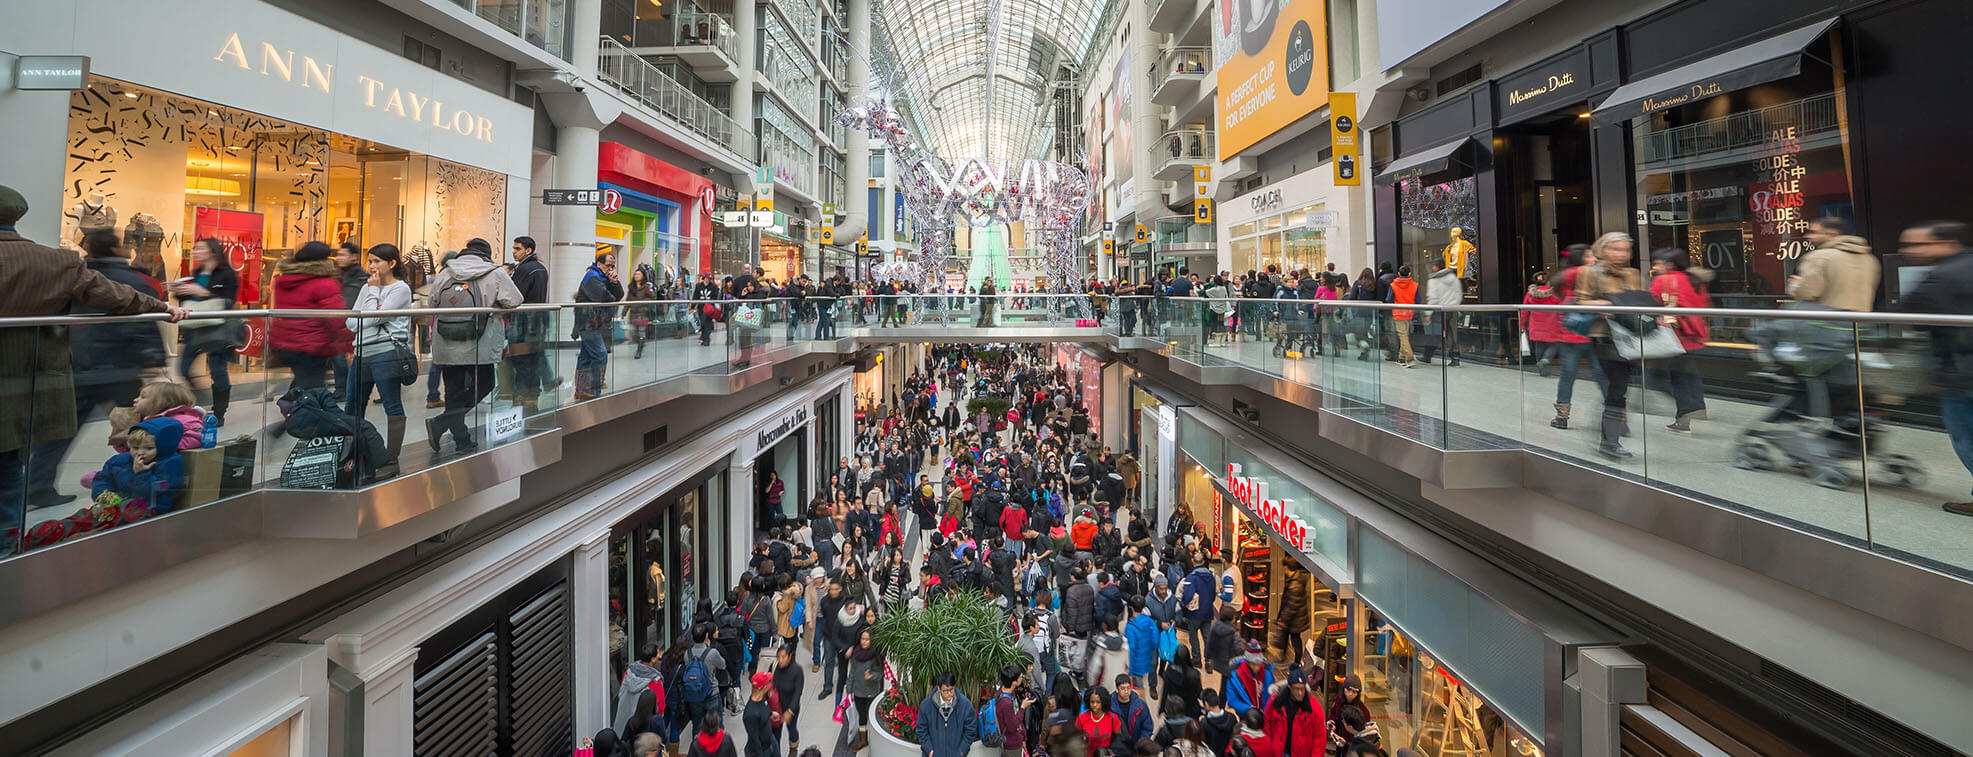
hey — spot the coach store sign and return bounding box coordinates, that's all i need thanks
[38,0,530,176]
[1224,463,1312,552]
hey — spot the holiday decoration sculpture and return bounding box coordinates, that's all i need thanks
[835,96,1092,288]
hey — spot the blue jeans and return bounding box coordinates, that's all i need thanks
[1939,392,1973,495]
[346,350,406,418]
[817,308,835,339]
[576,329,607,394]
[278,350,331,391]
[1552,341,1607,404]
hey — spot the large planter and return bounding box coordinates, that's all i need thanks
[869,691,921,757]
[871,690,1001,757]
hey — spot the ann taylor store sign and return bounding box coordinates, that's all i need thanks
[212,34,495,143]
[1225,463,1312,552]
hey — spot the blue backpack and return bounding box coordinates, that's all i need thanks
[792,595,807,628]
[980,693,1008,747]
[680,650,717,703]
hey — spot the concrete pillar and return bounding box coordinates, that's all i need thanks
[572,531,613,735]
[838,381,855,466]
[551,123,601,299]
[568,0,603,74]
[832,0,873,242]
[732,1,758,155]
[1132,3,1161,226]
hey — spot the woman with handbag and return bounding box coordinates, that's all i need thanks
[627,265,660,358]
[170,238,239,426]
[345,243,414,477]
[1650,248,1713,433]
[1573,232,1646,460]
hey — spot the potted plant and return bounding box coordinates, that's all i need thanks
[867,591,1025,757]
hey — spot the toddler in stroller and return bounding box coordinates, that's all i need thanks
[1733,318,1927,490]
[1271,302,1322,358]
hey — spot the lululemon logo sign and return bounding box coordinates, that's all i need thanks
[1225,463,1311,551]
[1284,21,1315,96]
[600,189,623,214]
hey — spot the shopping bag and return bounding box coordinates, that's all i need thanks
[1609,319,1686,362]
[734,304,764,330]
[1158,627,1180,661]
[1518,330,1531,355]
[181,435,258,506]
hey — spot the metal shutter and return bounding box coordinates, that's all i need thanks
[413,630,498,757]
[509,584,573,757]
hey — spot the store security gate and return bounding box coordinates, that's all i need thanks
[413,579,573,757]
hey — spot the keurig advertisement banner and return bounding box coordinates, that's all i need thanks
[1330,92,1359,186]
[1214,0,1330,160]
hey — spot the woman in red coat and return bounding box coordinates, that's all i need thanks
[1263,668,1326,757]
[270,241,353,391]
[1543,245,1605,430]
[1649,248,1713,433]
[1519,270,1568,374]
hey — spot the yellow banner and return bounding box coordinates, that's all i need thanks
[1194,199,1214,223]
[821,228,835,244]
[1330,91,1359,186]
[1215,0,1330,160]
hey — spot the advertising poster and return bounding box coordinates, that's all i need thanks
[193,207,266,354]
[1112,49,1134,208]
[1085,98,1106,228]
[1215,0,1330,159]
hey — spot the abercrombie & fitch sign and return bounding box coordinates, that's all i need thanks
[1225,462,1311,552]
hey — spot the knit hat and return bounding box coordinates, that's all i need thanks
[0,184,27,226]
[1286,665,1307,685]
[1152,574,1169,586]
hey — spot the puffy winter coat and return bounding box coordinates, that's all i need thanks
[270,258,352,356]
[1263,697,1326,757]
[1179,567,1217,627]
[1652,268,1715,352]
[1062,582,1096,634]
[1124,612,1160,675]
[1519,285,1569,343]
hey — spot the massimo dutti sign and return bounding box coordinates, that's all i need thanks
[1495,47,1589,125]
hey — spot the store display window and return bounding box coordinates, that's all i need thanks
[609,474,719,682]
[1629,45,1851,304]
[1355,606,1542,757]
[1178,458,1223,557]
[63,76,507,293]
[1229,204,1330,274]
[1397,175,1479,289]
[1227,498,1348,692]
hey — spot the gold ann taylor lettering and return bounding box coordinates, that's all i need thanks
[214,33,493,144]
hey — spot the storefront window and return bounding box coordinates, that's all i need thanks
[1631,65,1851,303]
[1355,606,1542,757]
[65,76,506,292]
[1398,175,1479,288]
[1228,203,1329,274]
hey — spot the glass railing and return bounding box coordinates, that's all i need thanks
[674,9,740,63]
[1105,295,1973,579]
[595,37,752,160]
[1150,46,1210,93]
[826,293,1104,328]
[0,298,831,558]
[1152,128,1215,166]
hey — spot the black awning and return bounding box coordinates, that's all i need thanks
[1373,138,1472,185]
[1591,19,1837,122]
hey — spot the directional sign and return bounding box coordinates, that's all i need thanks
[543,189,602,206]
[749,211,775,228]
[721,211,748,227]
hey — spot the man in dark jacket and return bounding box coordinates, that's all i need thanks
[573,253,625,400]
[1061,568,1096,635]
[507,236,551,405]
[26,229,173,508]
[1109,674,1155,754]
[1093,572,1125,629]
[692,274,723,346]
[1091,520,1123,562]
[1898,220,1973,516]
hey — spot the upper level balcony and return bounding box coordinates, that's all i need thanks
[1152,126,1214,180]
[596,37,753,163]
[1145,0,1199,34]
[452,0,571,60]
[1150,46,1209,106]
[658,6,743,83]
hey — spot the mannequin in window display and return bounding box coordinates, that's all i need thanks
[1442,226,1475,280]
[123,212,167,280]
[68,192,118,243]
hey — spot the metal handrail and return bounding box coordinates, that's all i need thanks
[0,295,1117,327]
[1100,295,1973,327]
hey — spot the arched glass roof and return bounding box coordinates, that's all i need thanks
[877,0,1107,160]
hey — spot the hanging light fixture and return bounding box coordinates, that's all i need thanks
[184,176,242,196]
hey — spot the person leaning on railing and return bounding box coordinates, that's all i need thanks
[0,185,188,551]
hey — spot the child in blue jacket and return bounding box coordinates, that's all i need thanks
[92,417,187,514]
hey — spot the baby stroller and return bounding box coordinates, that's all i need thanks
[1732,319,1927,490]
[1271,303,1321,358]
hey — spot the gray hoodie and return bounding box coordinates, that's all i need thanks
[427,250,523,365]
[1425,267,1463,307]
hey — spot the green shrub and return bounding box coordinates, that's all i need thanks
[870,590,1025,741]
[966,396,1011,418]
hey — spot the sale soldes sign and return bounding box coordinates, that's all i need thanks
[1225,462,1311,551]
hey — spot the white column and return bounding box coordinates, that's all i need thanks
[567,0,603,76]
[572,531,614,735]
[551,124,601,298]
[838,382,855,464]
[1579,647,1646,757]
[358,647,420,756]
[732,1,758,146]
[833,0,873,242]
[728,459,756,582]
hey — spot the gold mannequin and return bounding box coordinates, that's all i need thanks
[1443,227,1476,278]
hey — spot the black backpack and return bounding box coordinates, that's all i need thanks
[434,274,489,340]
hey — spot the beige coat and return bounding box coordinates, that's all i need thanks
[1788,235,1879,312]
[0,231,169,452]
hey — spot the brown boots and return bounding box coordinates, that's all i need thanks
[1550,402,1570,429]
